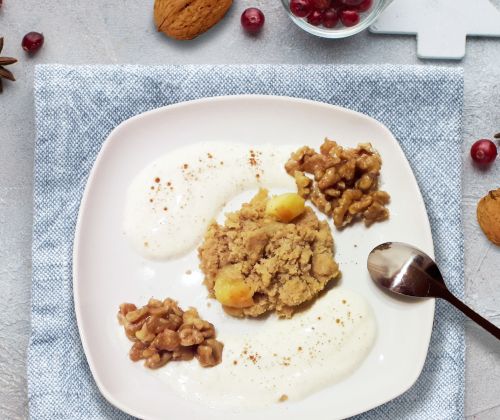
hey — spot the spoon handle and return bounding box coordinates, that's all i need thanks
[442,290,500,340]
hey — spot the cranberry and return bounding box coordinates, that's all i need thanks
[22,32,44,53]
[355,0,373,12]
[307,9,324,26]
[322,8,339,28]
[290,0,313,18]
[311,0,331,10]
[339,0,364,5]
[470,139,497,165]
[340,9,360,27]
[241,8,265,34]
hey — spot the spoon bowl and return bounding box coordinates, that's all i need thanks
[367,242,500,340]
[367,242,445,298]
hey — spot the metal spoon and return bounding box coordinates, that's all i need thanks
[367,242,500,340]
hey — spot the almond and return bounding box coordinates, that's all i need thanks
[477,188,500,246]
[154,0,232,41]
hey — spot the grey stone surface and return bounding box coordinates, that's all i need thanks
[0,0,499,418]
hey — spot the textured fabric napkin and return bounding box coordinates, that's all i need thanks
[29,64,464,420]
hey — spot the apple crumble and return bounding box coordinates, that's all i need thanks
[285,139,390,228]
[117,298,223,369]
[198,189,340,318]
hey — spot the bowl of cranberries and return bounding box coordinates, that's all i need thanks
[284,0,389,38]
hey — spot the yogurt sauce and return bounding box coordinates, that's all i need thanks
[123,141,296,259]
[124,140,377,408]
[160,288,376,409]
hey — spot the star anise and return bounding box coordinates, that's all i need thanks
[0,37,18,94]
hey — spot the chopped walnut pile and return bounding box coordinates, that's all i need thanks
[285,139,390,228]
[117,298,223,369]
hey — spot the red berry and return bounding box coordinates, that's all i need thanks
[307,10,324,26]
[290,0,313,18]
[355,0,373,12]
[241,8,265,34]
[22,32,44,53]
[470,139,497,165]
[339,0,363,5]
[311,0,331,10]
[322,8,339,28]
[340,9,360,27]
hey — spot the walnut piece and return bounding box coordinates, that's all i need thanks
[285,139,390,228]
[172,346,196,361]
[178,325,205,346]
[152,330,181,351]
[118,298,223,369]
[196,339,224,367]
[145,352,172,369]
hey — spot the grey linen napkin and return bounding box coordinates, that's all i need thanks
[29,64,464,419]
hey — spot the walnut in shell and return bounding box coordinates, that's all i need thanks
[154,0,233,40]
[477,188,500,246]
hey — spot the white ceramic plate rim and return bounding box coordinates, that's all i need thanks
[73,95,435,420]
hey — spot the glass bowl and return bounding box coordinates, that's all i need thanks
[281,0,390,39]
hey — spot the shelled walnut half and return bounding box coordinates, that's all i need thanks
[118,298,223,369]
[285,139,390,228]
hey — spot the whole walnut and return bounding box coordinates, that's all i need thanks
[477,188,500,246]
[154,0,233,41]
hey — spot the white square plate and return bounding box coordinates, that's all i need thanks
[74,96,434,420]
